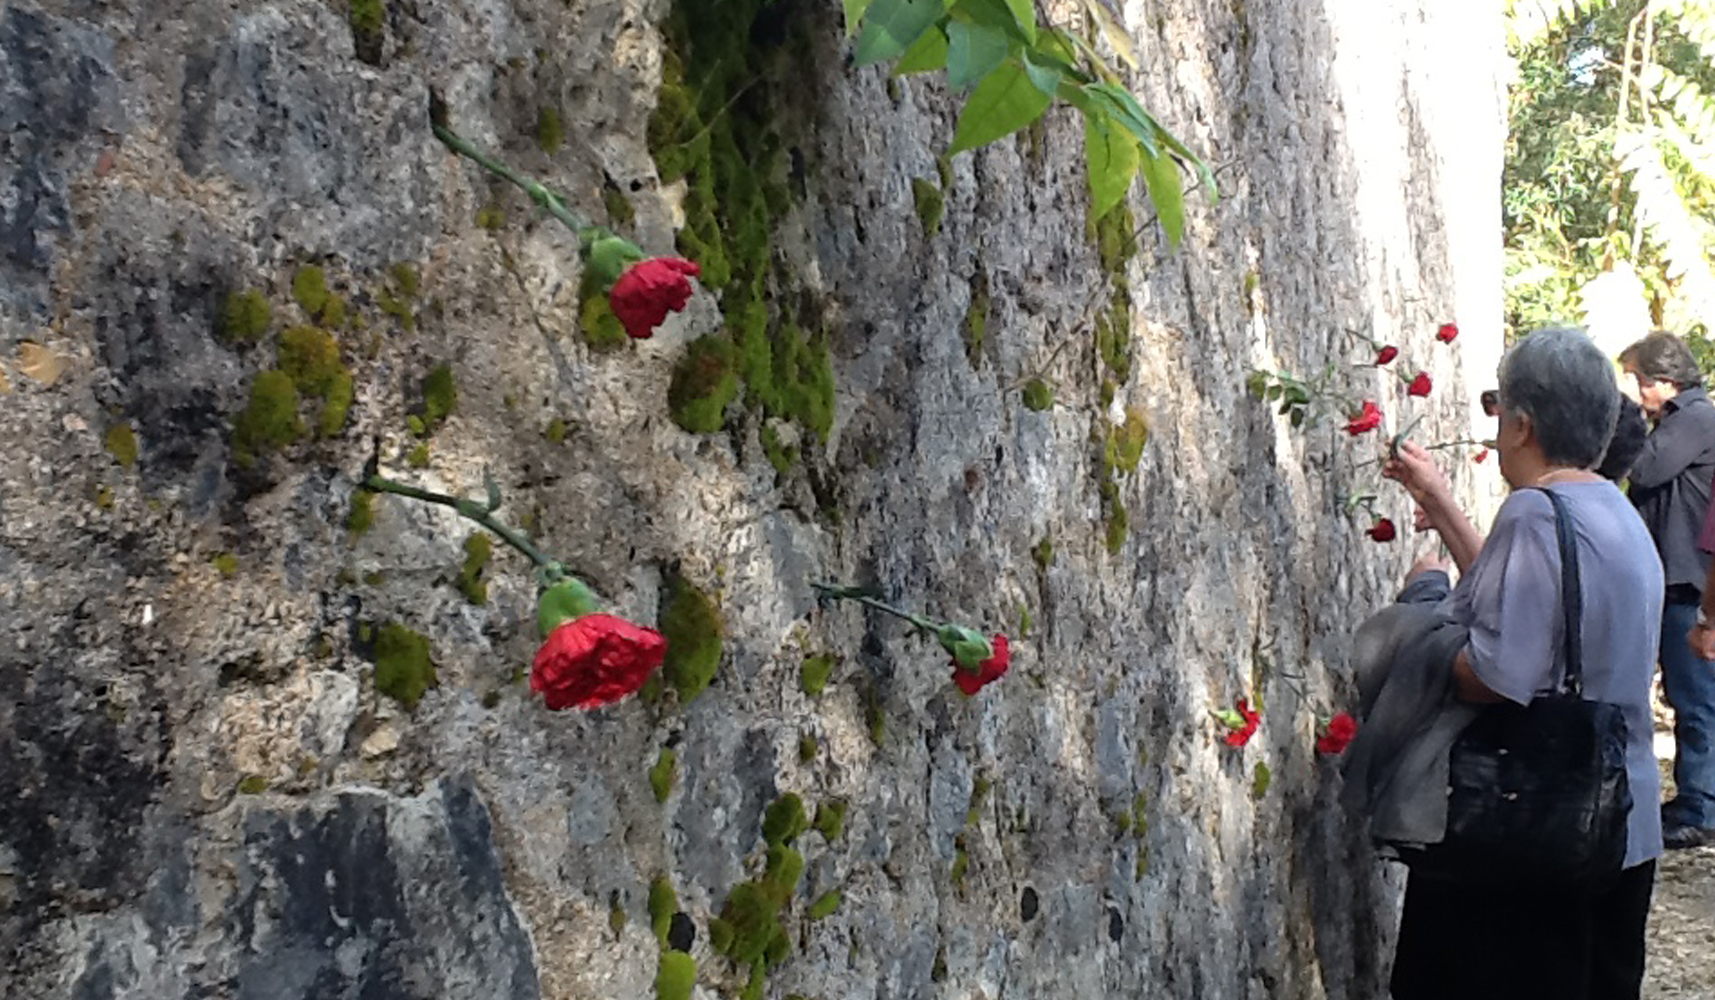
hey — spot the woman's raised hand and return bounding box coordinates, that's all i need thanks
[1383,441,1453,514]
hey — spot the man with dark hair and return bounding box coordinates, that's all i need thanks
[1620,330,1715,848]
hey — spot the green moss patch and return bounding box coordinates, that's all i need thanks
[420,364,457,432]
[292,266,346,327]
[537,106,564,153]
[799,654,833,696]
[963,274,990,368]
[1032,537,1054,571]
[212,552,239,578]
[649,747,677,803]
[232,369,303,467]
[667,335,738,433]
[372,623,435,709]
[1251,761,1272,800]
[649,876,678,945]
[218,290,272,344]
[104,423,138,467]
[656,950,696,1000]
[1022,378,1054,411]
[579,271,629,353]
[807,890,842,920]
[237,775,269,795]
[813,799,846,841]
[659,570,723,703]
[1106,408,1150,474]
[455,532,491,605]
[762,793,808,847]
[279,326,345,396]
[797,734,818,762]
[349,0,384,64]
[647,4,835,444]
[912,177,944,237]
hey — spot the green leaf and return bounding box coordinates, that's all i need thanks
[855,0,947,67]
[950,59,1055,154]
[1002,0,1037,41]
[951,0,1036,43]
[1139,149,1186,247]
[893,24,950,74]
[845,0,877,36]
[1083,83,1162,158]
[946,21,1009,88]
[1084,115,1139,221]
[1020,49,1061,97]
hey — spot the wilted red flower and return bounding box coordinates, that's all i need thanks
[1367,518,1397,542]
[1436,323,1459,344]
[1345,400,1384,436]
[1473,448,1489,464]
[1223,698,1261,747]
[1408,372,1432,397]
[1316,712,1359,754]
[608,257,701,339]
[1375,345,1399,366]
[951,634,1009,695]
[531,613,667,709]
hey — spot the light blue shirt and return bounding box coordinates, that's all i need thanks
[1450,482,1665,868]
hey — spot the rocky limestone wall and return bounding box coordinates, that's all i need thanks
[0,0,1502,997]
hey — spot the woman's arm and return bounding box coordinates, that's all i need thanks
[1384,442,1484,573]
[1452,648,1505,703]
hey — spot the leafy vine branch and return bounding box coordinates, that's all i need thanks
[847,0,1216,242]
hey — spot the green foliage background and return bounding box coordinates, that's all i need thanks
[1505,0,1715,368]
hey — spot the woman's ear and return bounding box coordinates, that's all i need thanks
[1499,410,1533,451]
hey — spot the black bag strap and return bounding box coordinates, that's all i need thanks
[1535,487,1584,696]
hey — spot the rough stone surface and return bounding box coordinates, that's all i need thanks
[0,0,1503,997]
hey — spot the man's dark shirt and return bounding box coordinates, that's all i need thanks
[1629,385,1715,597]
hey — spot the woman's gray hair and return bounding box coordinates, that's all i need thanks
[1498,327,1621,468]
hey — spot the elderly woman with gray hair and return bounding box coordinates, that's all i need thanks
[1369,327,1663,1000]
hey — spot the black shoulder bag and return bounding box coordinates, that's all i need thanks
[1399,488,1633,886]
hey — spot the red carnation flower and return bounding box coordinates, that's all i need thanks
[1367,517,1397,542]
[1473,448,1489,464]
[608,257,701,339]
[1436,322,1459,344]
[531,613,667,709]
[1375,345,1399,366]
[1345,400,1384,436]
[1408,372,1432,397]
[1316,712,1358,754]
[1223,698,1261,748]
[951,634,1009,695]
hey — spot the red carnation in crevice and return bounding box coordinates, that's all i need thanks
[531,613,667,709]
[608,257,702,339]
[1436,323,1459,344]
[1345,400,1384,436]
[1316,713,1359,754]
[1408,372,1432,397]
[1375,345,1399,366]
[951,634,1010,695]
[1222,698,1261,747]
[1367,518,1397,542]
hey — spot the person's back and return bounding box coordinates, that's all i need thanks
[1451,483,1664,868]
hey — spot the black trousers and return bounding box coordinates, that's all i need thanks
[1391,860,1655,1000]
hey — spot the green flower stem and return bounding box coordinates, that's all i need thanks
[812,583,941,633]
[366,474,555,569]
[432,123,601,251]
